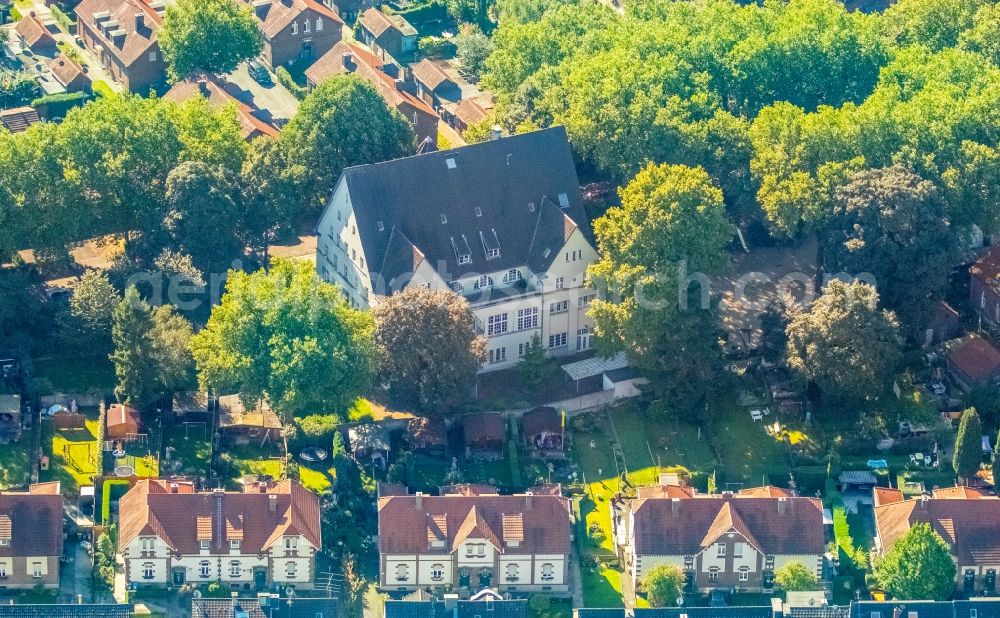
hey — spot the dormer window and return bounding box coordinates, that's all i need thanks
[558,192,569,207]
[446,158,456,169]
[451,235,472,265]
[440,213,448,224]
[200,540,210,551]
[503,269,522,283]
[474,276,494,290]
[230,539,240,550]
[449,281,464,293]
[480,229,500,260]
[475,207,482,217]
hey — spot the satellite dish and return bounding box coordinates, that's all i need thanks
[193,590,203,599]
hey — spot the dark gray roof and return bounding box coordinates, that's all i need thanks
[634,608,773,618]
[574,610,626,618]
[192,597,338,618]
[384,599,527,618]
[849,602,956,618]
[789,608,849,618]
[0,605,133,618]
[330,127,590,287]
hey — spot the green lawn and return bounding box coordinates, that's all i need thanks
[0,437,30,488]
[580,558,626,608]
[31,356,115,394]
[161,423,212,477]
[297,464,336,494]
[41,413,100,494]
[531,598,573,618]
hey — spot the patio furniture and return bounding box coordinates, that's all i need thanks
[924,455,932,466]
[914,452,923,465]
[750,410,764,422]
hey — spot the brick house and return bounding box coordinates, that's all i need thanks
[378,485,572,594]
[74,0,167,93]
[49,53,93,92]
[241,0,343,70]
[164,73,280,140]
[118,479,321,590]
[14,12,58,54]
[410,58,460,110]
[971,245,1000,330]
[356,7,417,63]
[942,333,1000,390]
[305,41,438,144]
[615,484,826,594]
[873,486,1000,596]
[0,482,64,589]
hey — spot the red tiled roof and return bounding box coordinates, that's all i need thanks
[636,484,696,499]
[407,415,447,446]
[74,0,162,66]
[118,479,321,555]
[463,412,504,446]
[49,53,92,89]
[873,491,1000,565]
[872,487,904,507]
[454,96,491,127]
[378,491,571,555]
[107,404,138,428]
[932,486,989,499]
[164,73,279,139]
[357,7,395,38]
[15,12,57,49]
[411,58,454,92]
[520,406,560,439]
[736,486,793,498]
[971,245,1000,295]
[630,494,825,556]
[0,484,63,558]
[440,484,499,496]
[944,333,1000,382]
[239,0,341,39]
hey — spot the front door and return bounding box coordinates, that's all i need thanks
[459,569,470,588]
[172,568,185,586]
[254,567,267,590]
[479,568,491,588]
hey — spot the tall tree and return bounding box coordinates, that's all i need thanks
[456,25,493,83]
[643,564,684,607]
[372,287,486,412]
[110,287,160,408]
[190,259,376,417]
[825,166,961,334]
[953,407,983,482]
[873,523,956,601]
[785,280,901,401]
[775,562,819,591]
[158,0,263,81]
[587,163,732,409]
[69,270,120,347]
[959,3,1000,66]
[149,305,195,393]
[276,77,414,218]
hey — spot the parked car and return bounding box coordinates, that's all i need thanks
[247,60,272,86]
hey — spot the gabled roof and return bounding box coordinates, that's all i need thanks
[411,59,454,92]
[630,494,825,556]
[49,54,92,89]
[358,7,416,38]
[407,415,447,446]
[0,484,64,558]
[238,0,342,39]
[970,244,1000,295]
[15,12,57,49]
[454,95,493,126]
[74,0,162,66]
[520,406,560,438]
[378,490,571,555]
[107,403,138,428]
[463,412,504,445]
[328,127,590,284]
[164,73,279,139]
[0,106,41,133]
[737,486,793,498]
[943,333,1000,382]
[118,479,321,555]
[873,490,1000,566]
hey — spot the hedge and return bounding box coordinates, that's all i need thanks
[100,479,131,524]
[389,0,447,22]
[275,66,307,100]
[418,36,456,59]
[32,91,89,118]
[10,5,21,21]
[49,4,75,33]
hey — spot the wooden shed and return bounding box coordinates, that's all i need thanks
[106,404,139,439]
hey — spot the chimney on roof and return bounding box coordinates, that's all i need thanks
[342,52,355,72]
[490,125,502,141]
[196,75,209,95]
[169,482,179,494]
[671,497,680,516]
[526,491,533,509]
[134,12,144,30]
[415,492,423,510]
[394,78,406,92]
[722,491,733,500]
[777,497,787,515]
[269,494,277,512]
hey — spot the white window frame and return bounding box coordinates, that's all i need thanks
[506,563,519,581]
[717,543,726,557]
[304,18,311,32]
[474,275,493,290]
[316,17,324,30]
[431,563,444,582]
[548,333,567,348]
[148,51,156,62]
[292,21,298,34]
[541,563,554,581]
[396,564,409,581]
[554,277,564,290]
[550,300,568,314]
[503,268,522,284]
[517,307,538,330]
[199,561,211,578]
[733,542,742,558]
[489,347,507,364]
[286,561,297,578]
[738,566,749,582]
[230,539,240,550]
[708,567,719,582]
[229,561,241,578]
[487,313,508,336]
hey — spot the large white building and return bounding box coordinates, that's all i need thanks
[377,484,572,594]
[117,479,321,590]
[314,126,598,372]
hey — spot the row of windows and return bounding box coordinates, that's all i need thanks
[394,562,556,582]
[290,17,325,35]
[706,566,750,582]
[487,307,540,337]
[0,562,43,578]
[147,560,298,581]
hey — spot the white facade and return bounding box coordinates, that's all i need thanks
[316,177,599,372]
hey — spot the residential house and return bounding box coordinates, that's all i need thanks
[172,391,214,420]
[377,485,572,593]
[118,478,321,589]
[217,394,283,445]
[304,41,438,144]
[452,95,494,133]
[74,0,167,93]
[164,73,280,140]
[970,245,1000,330]
[14,12,58,54]
[410,58,459,111]
[49,53,93,92]
[241,0,343,70]
[0,482,64,589]
[942,333,1000,390]
[520,406,563,453]
[348,423,390,466]
[406,415,447,453]
[192,596,338,617]
[356,8,417,63]
[314,126,598,372]
[0,393,21,444]
[615,484,826,594]
[106,403,139,439]
[872,486,1000,596]
[0,605,134,618]
[463,412,504,457]
[316,0,371,25]
[384,589,527,618]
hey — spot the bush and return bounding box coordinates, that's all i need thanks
[389,0,447,22]
[10,5,22,21]
[101,479,131,524]
[205,581,228,597]
[292,413,339,448]
[275,66,307,100]
[49,4,75,32]
[418,36,456,59]
[32,91,89,118]
[528,595,550,613]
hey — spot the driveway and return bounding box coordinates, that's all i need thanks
[226,63,300,124]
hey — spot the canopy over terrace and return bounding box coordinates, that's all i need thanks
[561,352,630,391]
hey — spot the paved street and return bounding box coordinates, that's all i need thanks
[226,63,301,124]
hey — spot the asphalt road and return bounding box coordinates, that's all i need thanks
[226,63,301,124]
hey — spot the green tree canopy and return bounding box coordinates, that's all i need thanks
[159,0,263,81]
[953,407,984,482]
[274,77,414,219]
[785,279,901,401]
[587,163,732,408]
[873,523,956,601]
[456,25,493,83]
[775,561,819,591]
[70,270,120,346]
[372,286,486,412]
[111,287,160,408]
[825,166,961,334]
[959,3,1000,66]
[190,259,376,417]
[643,564,684,607]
